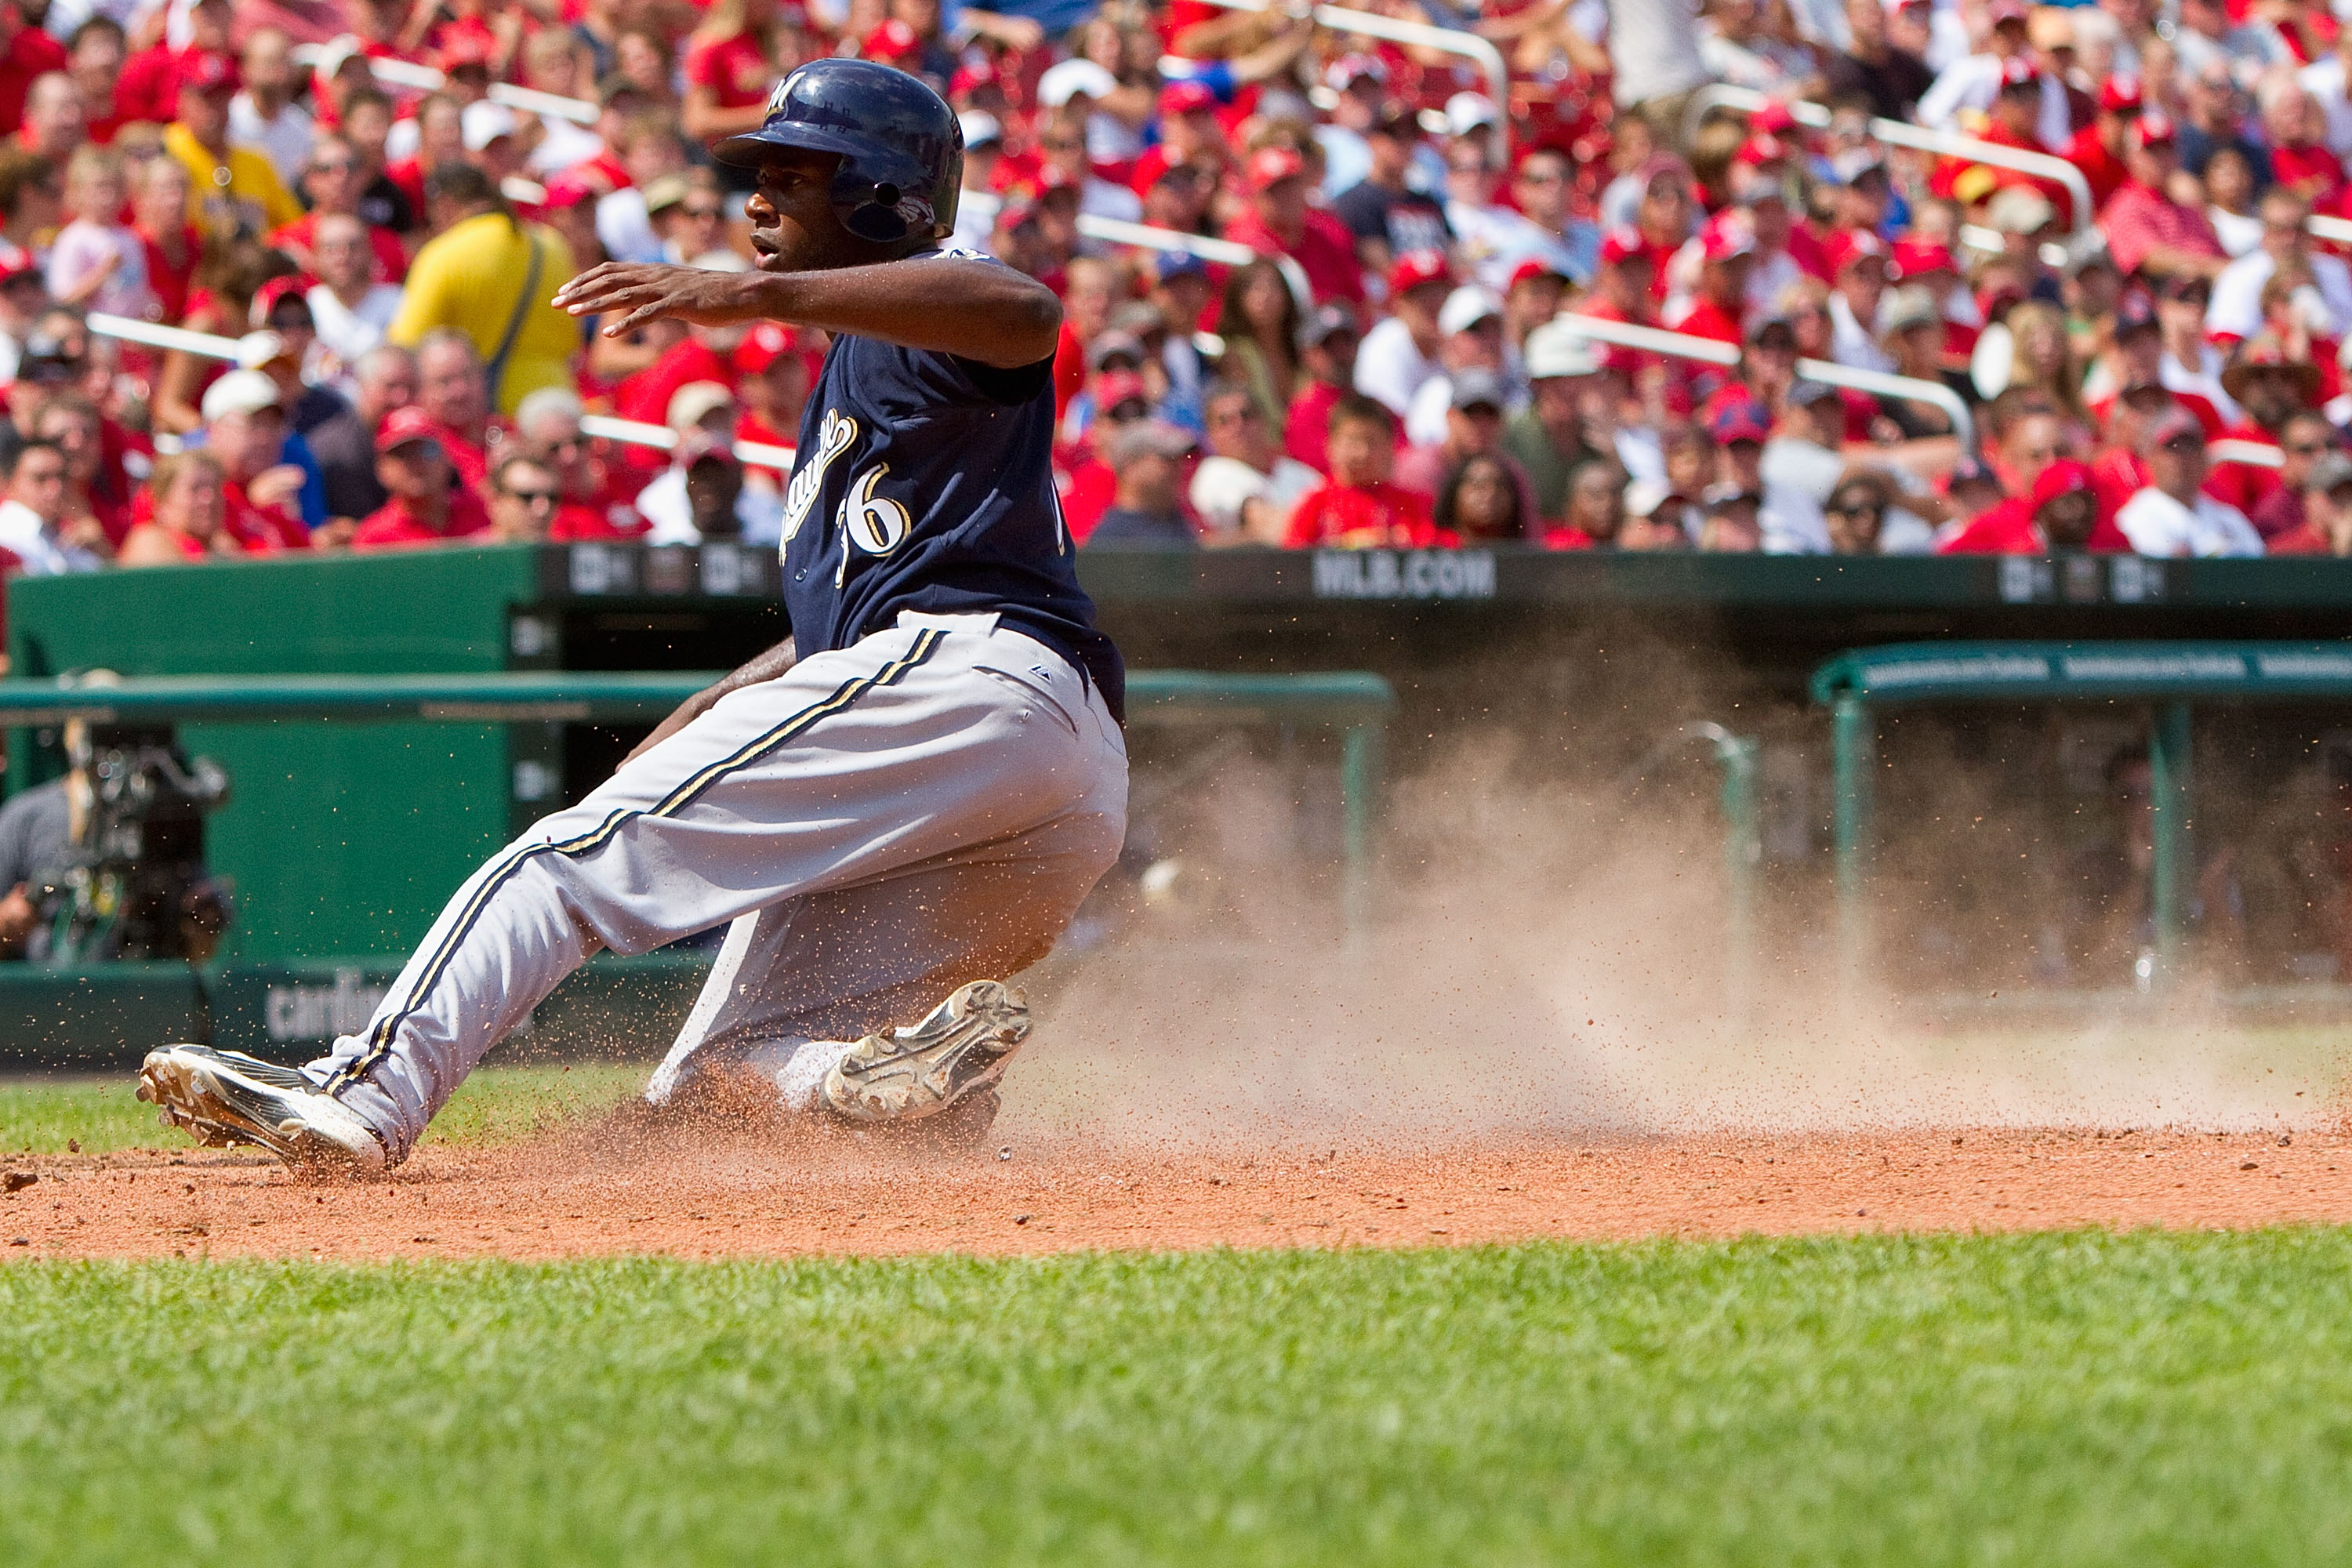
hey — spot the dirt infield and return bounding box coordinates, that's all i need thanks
[6,1123,2351,1261]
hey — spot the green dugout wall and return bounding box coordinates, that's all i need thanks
[19,543,2352,971]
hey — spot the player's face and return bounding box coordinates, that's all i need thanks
[746,149,872,273]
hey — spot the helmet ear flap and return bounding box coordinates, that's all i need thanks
[831,164,911,244]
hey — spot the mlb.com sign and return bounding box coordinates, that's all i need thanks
[1312,550,1497,601]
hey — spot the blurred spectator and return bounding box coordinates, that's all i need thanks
[1393,369,1537,535]
[1353,249,1447,419]
[2249,410,2339,543]
[1940,458,2116,554]
[731,322,810,481]
[1212,255,1301,431]
[2100,112,2227,283]
[351,405,492,549]
[509,387,632,540]
[1283,395,1443,549]
[1085,419,1197,549]
[1436,452,1531,546]
[408,328,517,495]
[486,452,562,544]
[2209,341,2319,514]
[1333,103,1449,283]
[132,155,198,328]
[18,73,85,163]
[36,394,121,550]
[0,2,64,141]
[1823,472,1896,556]
[2116,408,2265,556]
[1758,381,1847,554]
[1403,285,1509,446]
[636,381,779,545]
[64,21,121,146]
[310,343,416,525]
[1223,146,1363,309]
[1190,381,1316,546]
[304,214,403,383]
[117,450,230,566]
[169,50,300,242]
[1544,459,1629,550]
[949,111,1003,254]
[2209,187,2352,343]
[0,437,93,572]
[1285,303,1359,475]
[0,149,60,278]
[198,368,307,550]
[45,146,146,317]
[1507,322,1606,524]
[229,29,314,189]
[2268,451,2352,556]
[390,165,578,415]
[274,135,408,285]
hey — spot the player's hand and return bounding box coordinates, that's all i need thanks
[554,263,766,336]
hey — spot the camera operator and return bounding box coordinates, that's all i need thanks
[0,713,232,962]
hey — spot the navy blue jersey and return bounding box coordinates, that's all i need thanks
[778,254,1123,719]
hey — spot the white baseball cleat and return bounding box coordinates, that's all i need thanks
[137,1044,388,1175]
[820,980,1031,1123]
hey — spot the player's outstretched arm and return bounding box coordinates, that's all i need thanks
[553,258,1062,368]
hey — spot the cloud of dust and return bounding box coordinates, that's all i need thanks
[1013,731,2343,1150]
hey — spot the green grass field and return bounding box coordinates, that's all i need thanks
[8,1230,2352,1566]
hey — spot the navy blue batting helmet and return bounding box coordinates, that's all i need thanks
[713,58,963,245]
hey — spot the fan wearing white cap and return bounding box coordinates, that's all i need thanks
[1503,321,1613,524]
[196,368,310,552]
[948,111,1006,255]
[1403,285,1517,447]
[633,380,784,546]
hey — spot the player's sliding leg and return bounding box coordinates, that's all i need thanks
[140,616,1127,1172]
[641,829,1109,1131]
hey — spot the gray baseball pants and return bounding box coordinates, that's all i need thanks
[305,612,1129,1162]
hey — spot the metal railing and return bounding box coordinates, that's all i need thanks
[1682,85,2096,239]
[87,314,800,470]
[1073,213,1319,315]
[1548,312,1979,449]
[1178,0,1509,114]
[290,42,601,126]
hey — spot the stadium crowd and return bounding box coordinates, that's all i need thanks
[0,0,2344,572]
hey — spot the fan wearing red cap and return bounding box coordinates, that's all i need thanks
[2099,110,2228,281]
[1666,210,1755,347]
[2062,76,2145,214]
[1914,0,2067,154]
[165,45,303,243]
[1938,458,2125,554]
[350,404,494,550]
[1354,250,1453,418]
[1221,144,1367,307]
[1128,82,1234,203]
[731,321,814,486]
[2113,406,2266,554]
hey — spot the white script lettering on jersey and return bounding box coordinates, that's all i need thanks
[782,408,859,542]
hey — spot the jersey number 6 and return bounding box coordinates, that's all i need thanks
[843,464,912,554]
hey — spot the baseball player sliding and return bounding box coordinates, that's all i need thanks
[137,60,1129,1174]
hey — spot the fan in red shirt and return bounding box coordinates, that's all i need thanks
[197,369,308,552]
[267,134,408,285]
[1666,210,1756,347]
[1283,394,1454,548]
[1570,227,1663,378]
[112,0,228,128]
[1221,146,1365,307]
[1938,459,2131,553]
[0,0,65,139]
[2267,448,2352,555]
[511,390,646,543]
[2068,76,2142,217]
[352,406,492,550]
[1285,303,1361,474]
[731,322,811,488]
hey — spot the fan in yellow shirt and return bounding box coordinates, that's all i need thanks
[389,164,583,416]
[165,57,302,243]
